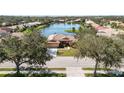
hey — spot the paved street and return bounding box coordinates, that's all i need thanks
[45,57,96,68]
[0,57,96,68]
[1,57,124,69]
[0,57,124,77]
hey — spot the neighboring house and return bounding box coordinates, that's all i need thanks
[0,30,9,37]
[11,32,24,39]
[24,22,41,27]
[58,20,65,22]
[96,26,118,37]
[86,20,119,37]
[97,28,115,37]
[7,22,41,31]
[47,34,76,48]
[47,41,60,48]
[0,27,13,33]
[73,18,81,22]
[0,27,12,38]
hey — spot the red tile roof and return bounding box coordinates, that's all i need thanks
[95,26,109,30]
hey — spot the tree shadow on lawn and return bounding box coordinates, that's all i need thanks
[3,67,66,77]
[85,71,124,77]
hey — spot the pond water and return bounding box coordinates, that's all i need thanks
[41,23,80,37]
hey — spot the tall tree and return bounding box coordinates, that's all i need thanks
[75,33,124,76]
[24,31,52,66]
[0,32,52,75]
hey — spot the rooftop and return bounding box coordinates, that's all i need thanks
[48,34,76,42]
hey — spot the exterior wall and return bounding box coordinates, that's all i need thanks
[47,42,60,48]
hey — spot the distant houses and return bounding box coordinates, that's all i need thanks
[24,22,41,27]
[11,32,24,39]
[0,27,24,39]
[85,19,123,37]
[7,22,41,31]
[47,34,76,48]
[0,27,13,37]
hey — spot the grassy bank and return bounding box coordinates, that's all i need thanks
[23,24,48,34]
[65,29,80,34]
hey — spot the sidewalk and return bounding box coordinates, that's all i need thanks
[66,67,85,77]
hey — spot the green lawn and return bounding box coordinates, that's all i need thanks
[48,68,66,70]
[26,68,66,71]
[0,67,66,77]
[57,48,77,56]
[0,73,66,77]
[65,29,80,34]
[85,72,124,77]
[23,25,47,35]
[0,68,66,71]
[35,25,47,30]
[85,73,111,77]
[83,68,112,77]
[0,68,16,71]
[82,68,111,71]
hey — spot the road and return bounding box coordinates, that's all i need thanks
[0,57,96,68]
[1,56,124,68]
[0,57,124,77]
[45,57,96,68]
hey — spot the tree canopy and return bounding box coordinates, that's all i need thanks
[0,31,52,75]
[75,30,124,76]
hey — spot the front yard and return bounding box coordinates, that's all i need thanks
[57,48,77,56]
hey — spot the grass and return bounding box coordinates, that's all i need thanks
[57,48,77,56]
[82,68,111,71]
[29,73,66,77]
[0,68,66,71]
[23,25,47,35]
[85,73,124,77]
[0,73,66,77]
[65,29,80,34]
[23,28,32,34]
[85,73,111,77]
[0,67,66,77]
[35,25,47,30]
[0,68,16,71]
[85,72,124,77]
[25,68,66,71]
[48,68,66,70]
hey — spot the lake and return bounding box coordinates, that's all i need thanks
[41,23,80,37]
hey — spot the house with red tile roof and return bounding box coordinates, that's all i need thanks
[86,20,118,37]
[47,34,76,48]
[0,27,11,37]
